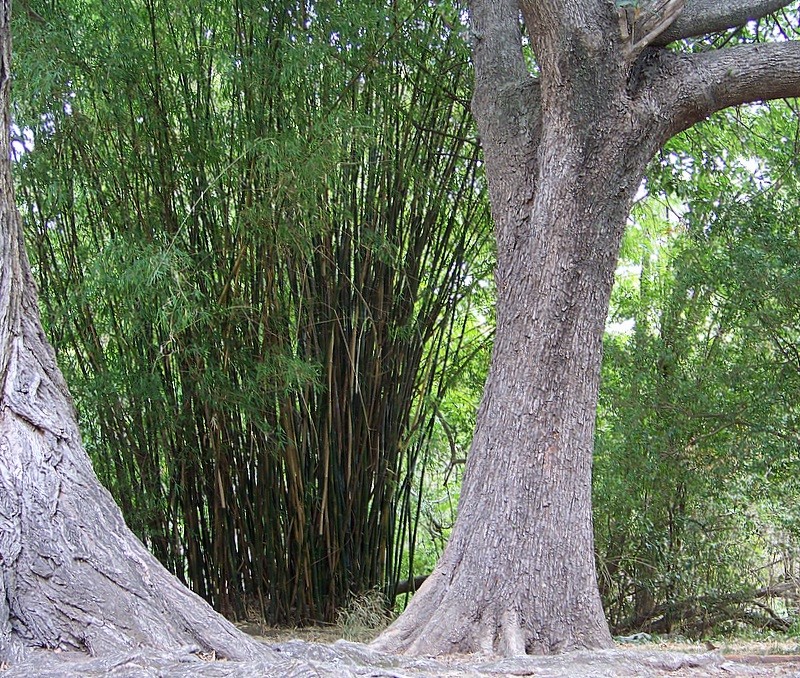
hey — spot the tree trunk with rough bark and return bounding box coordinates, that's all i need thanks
[374,0,800,657]
[0,3,267,666]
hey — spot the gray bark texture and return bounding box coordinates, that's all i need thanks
[374,0,800,658]
[0,1,273,669]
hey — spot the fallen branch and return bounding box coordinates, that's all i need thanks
[612,580,799,636]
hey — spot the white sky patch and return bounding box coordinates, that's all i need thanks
[616,263,642,278]
[741,157,759,173]
[740,156,772,190]
[40,112,56,135]
[606,317,635,335]
[634,178,647,203]
[11,124,34,160]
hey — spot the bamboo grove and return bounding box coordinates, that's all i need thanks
[12,0,493,623]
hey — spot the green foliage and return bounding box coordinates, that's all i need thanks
[14,0,492,623]
[16,0,800,637]
[595,99,800,636]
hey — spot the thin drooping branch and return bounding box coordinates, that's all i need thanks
[655,0,794,45]
[657,41,800,139]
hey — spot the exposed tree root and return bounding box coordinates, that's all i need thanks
[374,558,614,657]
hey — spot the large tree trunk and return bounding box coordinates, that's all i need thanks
[373,4,655,657]
[374,93,649,658]
[0,4,265,666]
[374,0,800,658]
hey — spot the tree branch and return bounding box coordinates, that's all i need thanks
[655,0,794,45]
[629,0,684,58]
[469,0,527,97]
[469,0,541,161]
[661,41,800,139]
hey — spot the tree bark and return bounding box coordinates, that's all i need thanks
[374,0,800,657]
[656,0,794,44]
[0,3,265,665]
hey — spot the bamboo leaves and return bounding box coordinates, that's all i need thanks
[14,0,491,624]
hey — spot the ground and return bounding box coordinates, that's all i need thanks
[251,625,800,677]
[4,625,800,676]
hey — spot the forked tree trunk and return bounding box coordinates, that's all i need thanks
[374,0,800,658]
[373,5,658,657]
[0,5,264,666]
